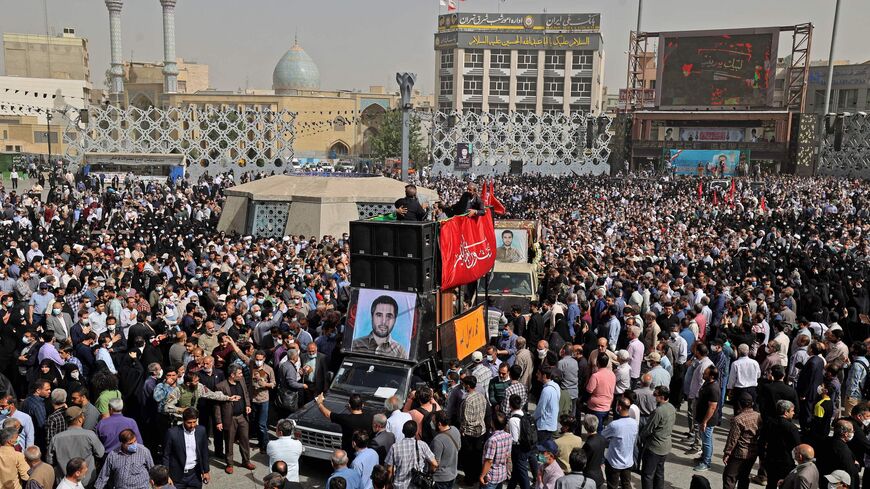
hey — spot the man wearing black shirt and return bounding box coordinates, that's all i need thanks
[216,364,254,473]
[394,184,428,221]
[315,392,373,461]
[446,183,484,217]
[694,365,720,472]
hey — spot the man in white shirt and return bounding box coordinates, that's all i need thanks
[727,343,761,410]
[266,420,303,482]
[384,396,411,442]
[56,457,88,489]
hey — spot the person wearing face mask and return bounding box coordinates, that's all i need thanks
[816,420,859,489]
[838,404,870,488]
[249,350,276,453]
[824,471,852,489]
[842,341,868,417]
[93,429,154,489]
[45,300,73,344]
[496,324,518,366]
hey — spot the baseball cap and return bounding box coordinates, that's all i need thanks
[39,282,50,289]
[824,470,851,486]
[536,439,559,456]
[65,406,83,421]
[471,351,483,363]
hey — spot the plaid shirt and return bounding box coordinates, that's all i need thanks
[724,408,761,460]
[63,285,89,311]
[483,430,512,484]
[93,444,154,489]
[500,381,528,414]
[460,390,487,437]
[45,408,68,450]
[385,438,435,489]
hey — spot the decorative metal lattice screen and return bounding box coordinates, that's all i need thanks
[430,111,612,176]
[250,202,290,239]
[63,105,295,180]
[356,203,394,219]
[818,113,870,178]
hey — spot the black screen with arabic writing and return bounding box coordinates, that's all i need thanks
[658,33,776,108]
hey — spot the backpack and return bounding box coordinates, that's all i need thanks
[512,413,538,451]
[415,405,440,444]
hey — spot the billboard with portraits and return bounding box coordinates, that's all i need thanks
[494,228,528,263]
[346,288,417,360]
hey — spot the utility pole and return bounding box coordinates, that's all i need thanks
[823,0,841,115]
[636,0,643,35]
[46,112,53,169]
[396,73,417,182]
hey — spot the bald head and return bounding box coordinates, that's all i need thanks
[793,444,814,464]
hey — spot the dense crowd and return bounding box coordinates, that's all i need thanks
[0,170,867,489]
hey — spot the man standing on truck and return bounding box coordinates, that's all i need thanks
[394,185,428,222]
[351,295,408,359]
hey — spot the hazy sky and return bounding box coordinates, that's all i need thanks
[0,0,866,95]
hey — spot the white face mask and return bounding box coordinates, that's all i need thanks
[537,349,548,359]
[828,484,840,489]
[863,418,870,427]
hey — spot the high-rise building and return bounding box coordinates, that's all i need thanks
[3,29,90,82]
[433,12,605,114]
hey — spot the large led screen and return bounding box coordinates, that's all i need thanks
[657,29,778,108]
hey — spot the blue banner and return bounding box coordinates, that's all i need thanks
[668,150,740,177]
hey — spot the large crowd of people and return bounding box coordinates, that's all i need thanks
[0,169,867,489]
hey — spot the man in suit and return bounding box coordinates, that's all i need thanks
[302,341,329,399]
[817,421,859,489]
[215,364,255,473]
[780,444,819,489]
[163,408,210,489]
[796,342,825,434]
[45,301,74,344]
[197,356,226,459]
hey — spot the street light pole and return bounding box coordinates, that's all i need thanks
[822,0,842,115]
[636,0,643,35]
[46,111,53,168]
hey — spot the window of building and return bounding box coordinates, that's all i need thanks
[464,49,484,68]
[838,89,858,110]
[438,102,454,112]
[517,77,537,97]
[489,103,509,113]
[463,102,482,114]
[463,76,483,95]
[490,77,510,96]
[334,118,346,132]
[517,51,538,70]
[440,50,454,70]
[572,51,593,70]
[544,51,566,70]
[4,145,12,152]
[440,75,454,95]
[813,90,829,111]
[1,130,6,140]
[543,105,564,115]
[570,77,592,98]
[491,50,511,69]
[543,79,565,97]
[33,131,58,144]
[515,104,536,114]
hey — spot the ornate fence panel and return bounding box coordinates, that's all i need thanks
[429,111,612,176]
[250,202,291,238]
[817,113,870,178]
[64,105,296,180]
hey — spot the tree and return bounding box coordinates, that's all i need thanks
[368,110,425,167]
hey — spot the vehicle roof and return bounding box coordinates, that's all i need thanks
[492,262,538,273]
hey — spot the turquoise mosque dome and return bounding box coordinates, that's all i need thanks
[272,41,321,94]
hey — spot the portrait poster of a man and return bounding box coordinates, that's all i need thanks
[349,289,416,359]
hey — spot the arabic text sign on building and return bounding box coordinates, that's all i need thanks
[438,13,601,33]
[435,32,600,51]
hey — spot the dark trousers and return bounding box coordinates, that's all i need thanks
[605,462,632,489]
[507,446,532,489]
[641,451,666,489]
[723,456,756,489]
[200,404,224,457]
[224,414,251,466]
[460,434,484,485]
[669,363,686,410]
[174,469,203,489]
[434,480,455,489]
[731,386,757,411]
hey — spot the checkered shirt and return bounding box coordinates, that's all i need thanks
[483,430,513,484]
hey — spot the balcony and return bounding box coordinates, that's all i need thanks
[632,140,790,159]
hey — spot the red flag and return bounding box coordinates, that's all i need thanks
[439,210,497,290]
[697,180,703,203]
[728,178,736,208]
[489,180,506,215]
[713,191,718,206]
[480,180,490,207]
[760,196,767,212]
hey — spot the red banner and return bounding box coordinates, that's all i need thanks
[440,210,496,290]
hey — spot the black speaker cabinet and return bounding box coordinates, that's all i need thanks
[349,220,436,258]
[350,254,435,293]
